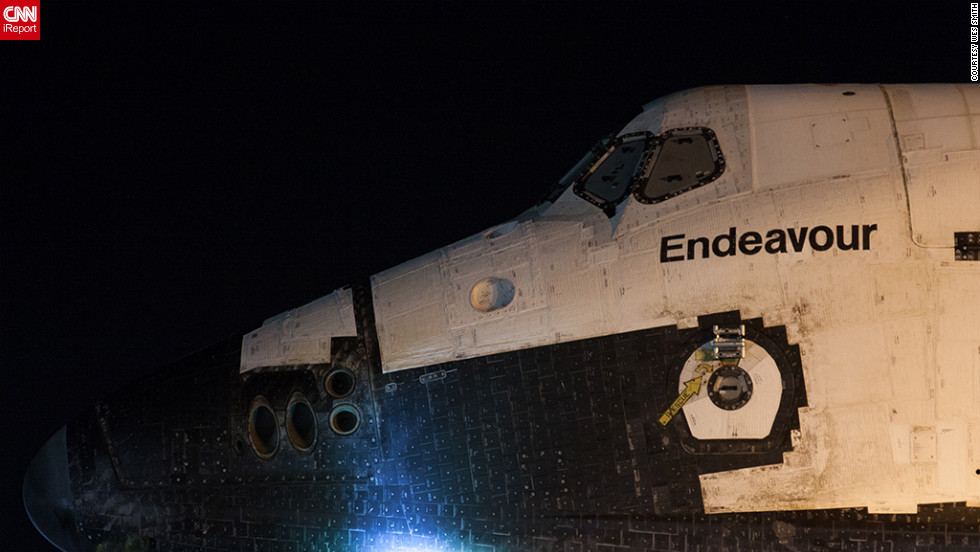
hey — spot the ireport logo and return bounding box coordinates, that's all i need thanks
[1,0,39,40]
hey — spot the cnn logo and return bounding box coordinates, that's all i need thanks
[3,5,36,22]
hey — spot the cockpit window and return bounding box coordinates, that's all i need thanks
[563,127,726,214]
[633,127,725,204]
[572,132,651,214]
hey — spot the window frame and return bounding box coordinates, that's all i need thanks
[571,131,653,215]
[632,126,726,205]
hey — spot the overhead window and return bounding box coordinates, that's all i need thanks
[572,132,651,215]
[633,127,725,204]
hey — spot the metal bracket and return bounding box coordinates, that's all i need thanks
[712,325,745,360]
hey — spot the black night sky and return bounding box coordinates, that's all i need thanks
[1,3,968,549]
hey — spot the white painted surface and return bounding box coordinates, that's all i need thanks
[240,287,357,372]
[888,84,980,248]
[697,84,980,514]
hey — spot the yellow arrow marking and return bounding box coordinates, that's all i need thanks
[694,363,714,377]
[658,376,703,426]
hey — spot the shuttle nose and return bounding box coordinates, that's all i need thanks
[23,426,87,552]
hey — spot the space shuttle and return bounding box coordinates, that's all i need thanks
[25,84,980,551]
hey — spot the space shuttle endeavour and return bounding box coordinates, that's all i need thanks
[25,84,980,551]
